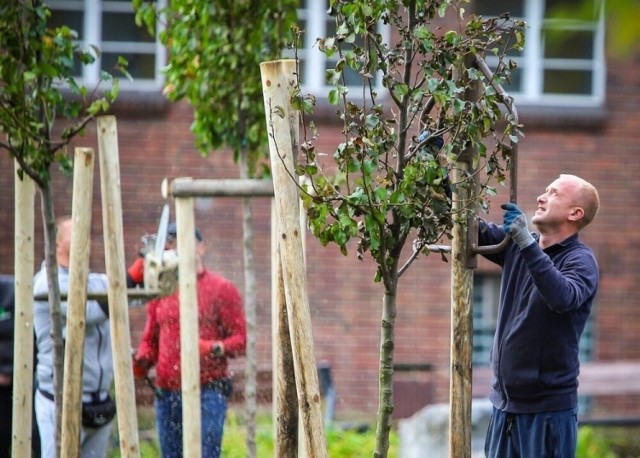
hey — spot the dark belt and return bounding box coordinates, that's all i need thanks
[39,388,107,403]
[38,389,54,401]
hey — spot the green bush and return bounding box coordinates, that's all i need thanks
[577,426,616,458]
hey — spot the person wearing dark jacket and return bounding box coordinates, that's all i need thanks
[0,274,40,458]
[0,274,15,458]
[480,174,600,458]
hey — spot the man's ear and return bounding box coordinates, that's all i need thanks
[568,207,585,223]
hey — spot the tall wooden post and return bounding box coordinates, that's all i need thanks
[97,116,141,457]
[260,59,327,457]
[12,161,35,458]
[60,148,95,457]
[448,55,480,458]
[175,183,202,458]
[271,205,299,457]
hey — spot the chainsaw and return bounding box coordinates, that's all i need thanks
[139,204,179,297]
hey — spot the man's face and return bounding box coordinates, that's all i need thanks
[56,219,73,256]
[531,176,579,230]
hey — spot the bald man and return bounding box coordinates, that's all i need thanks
[33,216,114,458]
[480,174,600,458]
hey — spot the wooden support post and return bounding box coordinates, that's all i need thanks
[448,161,474,458]
[175,184,202,458]
[61,148,95,458]
[260,59,327,457]
[12,161,35,458]
[449,55,480,458]
[97,116,140,457]
[271,204,299,457]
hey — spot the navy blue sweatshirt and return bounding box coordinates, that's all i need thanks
[479,220,599,413]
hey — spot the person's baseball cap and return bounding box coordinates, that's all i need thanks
[167,221,203,242]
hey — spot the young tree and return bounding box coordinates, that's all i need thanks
[292,2,523,456]
[0,1,123,455]
[132,2,298,455]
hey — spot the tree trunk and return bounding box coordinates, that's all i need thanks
[238,152,258,458]
[39,180,63,458]
[374,280,398,458]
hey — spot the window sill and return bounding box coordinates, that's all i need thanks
[517,104,608,131]
[107,90,172,118]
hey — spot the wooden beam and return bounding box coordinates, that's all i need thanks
[162,178,274,198]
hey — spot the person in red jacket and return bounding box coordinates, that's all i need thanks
[132,222,246,458]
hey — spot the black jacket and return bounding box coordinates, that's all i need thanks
[0,275,14,376]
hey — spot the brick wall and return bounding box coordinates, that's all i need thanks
[1,53,639,418]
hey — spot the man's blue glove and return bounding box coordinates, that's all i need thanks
[501,203,535,249]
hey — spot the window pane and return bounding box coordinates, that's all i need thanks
[543,69,592,94]
[500,65,522,93]
[474,0,523,17]
[102,12,154,42]
[544,29,594,59]
[49,10,84,40]
[102,52,155,79]
[545,0,598,21]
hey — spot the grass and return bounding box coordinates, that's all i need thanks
[108,406,399,457]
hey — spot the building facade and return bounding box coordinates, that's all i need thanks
[0,0,638,420]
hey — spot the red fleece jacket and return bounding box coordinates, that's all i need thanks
[135,269,246,390]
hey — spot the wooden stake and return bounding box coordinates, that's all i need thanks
[175,184,202,458]
[448,160,474,458]
[12,160,35,458]
[260,59,327,458]
[448,55,480,458]
[61,147,95,458]
[271,204,298,457]
[97,116,140,457]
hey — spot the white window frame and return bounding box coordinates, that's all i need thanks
[472,272,595,367]
[481,0,606,107]
[472,274,501,366]
[293,1,390,96]
[47,0,166,92]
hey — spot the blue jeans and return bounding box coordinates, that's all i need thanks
[485,406,578,458]
[155,386,228,458]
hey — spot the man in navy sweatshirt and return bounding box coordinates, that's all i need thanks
[479,174,600,458]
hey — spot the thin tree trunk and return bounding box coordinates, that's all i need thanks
[238,152,258,458]
[374,282,398,458]
[39,180,63,458]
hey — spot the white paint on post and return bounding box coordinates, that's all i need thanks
[175,183,202,458]
[260,59,327,457]
[97,116,141,457]
[12,160,35,458]
[61,148,95,458]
